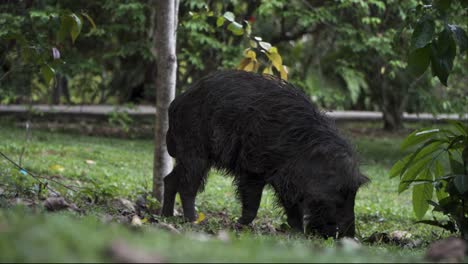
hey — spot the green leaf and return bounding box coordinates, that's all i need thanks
[223,11,235,22]
[391,138,446,179]
[81,12,96,29]
[400,139,445,177]
[412,170,433,219]
[454,174,468,195]
[57,14,73,42]
[449,152,464,174]
[411,18,435,50]
[69,13,82,43]
[415,219,457,232]
[401,128,440,150]
[447,120,468,136]
[244,21,252,36]
[399,158,432,193]
[430,29,456,86]
[448,24,468,54]
[407,45,431,77]
[227,21,243,36]
[216,16,225,27]
[40,64,55,85]
[389,156,410,178]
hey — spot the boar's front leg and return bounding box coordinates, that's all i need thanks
[237,176,265,225]
[285,204,303,232]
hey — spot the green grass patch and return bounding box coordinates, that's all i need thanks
[0,123,454,262]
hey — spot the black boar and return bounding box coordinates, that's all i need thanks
[161,70,368,238]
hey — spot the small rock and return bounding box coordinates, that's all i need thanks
[101,214,114,223]
[338,237,362,252]
[44,197,69,211]
[425,237,467,263]
[111,198,136,214]
[190,232,211,242]
[115,215,131,224]
[135,195,147,211]
[105,239,165,263]
[0,187,4,196]
[43,197,80,212]
[131,215,143,227]
[217,230,230,242]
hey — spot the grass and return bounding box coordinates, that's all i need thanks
[0,122,456,262]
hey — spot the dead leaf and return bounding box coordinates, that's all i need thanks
[390,230,412,240]
[85,160,96,165]
[105,239,165,263]
[156,222,180,234]
[194,212,206,224]
[49,164,65,173]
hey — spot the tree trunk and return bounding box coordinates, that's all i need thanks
[381,79,406,131]
[152,0,179,205]
[51,74,69,104]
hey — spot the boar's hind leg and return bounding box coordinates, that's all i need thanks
[178,158,210,222]
[161,164,182,217]
[237,176,265,225]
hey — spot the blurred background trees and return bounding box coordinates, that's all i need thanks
[1,0,467,131]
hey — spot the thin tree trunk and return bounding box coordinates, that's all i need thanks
[152,0,179,206]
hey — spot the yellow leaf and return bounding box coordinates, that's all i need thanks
[243,49,256,59]
[238,58,251,70]
[49,164,64,173]
[141,218,149,224]
[266,49,282,72]
[263,65,273,75]
[268,47,278,54]
[195,212,206,224]
[244,60,257,72]
[280,65,288,80]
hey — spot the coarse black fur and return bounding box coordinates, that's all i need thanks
[162,70,369,238]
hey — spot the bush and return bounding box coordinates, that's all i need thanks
[390,121,468,240]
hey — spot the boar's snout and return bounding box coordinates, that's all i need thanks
[303,190,357,238]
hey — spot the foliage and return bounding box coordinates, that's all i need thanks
[390,121,468,240]
[0,0,467,130]
[406,0,468,86]
[215,11,289,80]
[0,4,93,85]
